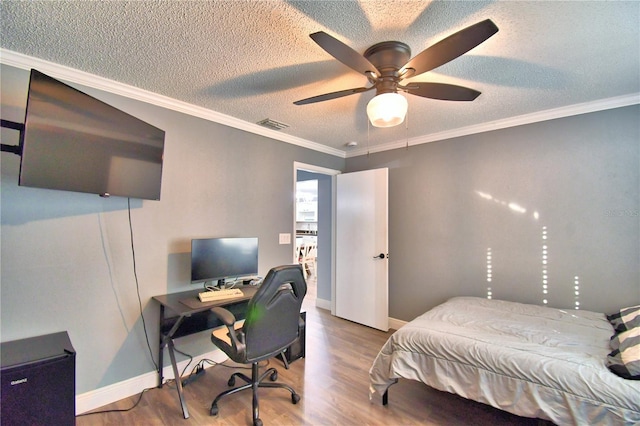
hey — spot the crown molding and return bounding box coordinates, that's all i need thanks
[3,49,637,161]
[345,92,640,158]
[0,49,346,158]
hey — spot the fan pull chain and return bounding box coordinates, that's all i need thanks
[405,107,409,150]
[367,116,370,157]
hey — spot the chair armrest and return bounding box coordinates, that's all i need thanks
[210,306,236,326]
[210,306,246,353]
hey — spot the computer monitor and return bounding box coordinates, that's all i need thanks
[190,237,258,287]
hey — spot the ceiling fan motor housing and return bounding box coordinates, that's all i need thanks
[364,41,411,95]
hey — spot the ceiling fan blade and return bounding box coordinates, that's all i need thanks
[294,86,373,105]
[310,31,380,77]
[406,82,481,101]
[401,19,498,78]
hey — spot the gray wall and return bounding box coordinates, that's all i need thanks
[0,64,344,393]
[346,105,640,321]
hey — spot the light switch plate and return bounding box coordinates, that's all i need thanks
[279,233,291,244]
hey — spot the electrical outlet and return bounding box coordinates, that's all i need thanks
[279,233,291,244]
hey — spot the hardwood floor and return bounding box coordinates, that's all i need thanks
[77,275,553,425]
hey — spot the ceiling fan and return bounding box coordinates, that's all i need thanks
[293,19,499,127]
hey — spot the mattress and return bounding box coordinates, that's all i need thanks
[369,297,640,425]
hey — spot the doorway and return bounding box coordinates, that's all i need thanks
[293,162,340,311]
[296,177,318,303]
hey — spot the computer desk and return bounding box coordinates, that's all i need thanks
[152,286,258,419]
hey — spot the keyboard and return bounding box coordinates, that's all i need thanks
[198,288,244,302]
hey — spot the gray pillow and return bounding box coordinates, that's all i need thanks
[607,305,640,332]
[606,326,640,380]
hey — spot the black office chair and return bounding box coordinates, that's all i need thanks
[209,264,307,426]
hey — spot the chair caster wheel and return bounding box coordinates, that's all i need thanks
[292,393,300,404]
[228,377,235,386]
[254,418,263,426]
[270,371,278,381]
[210,403,219,416]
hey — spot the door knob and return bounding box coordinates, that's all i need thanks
[373,253,386,259]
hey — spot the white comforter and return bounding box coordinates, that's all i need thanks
[369,297,640,425]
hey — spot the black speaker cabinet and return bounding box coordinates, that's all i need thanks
[281,311,306,364]
[1,331,76,426]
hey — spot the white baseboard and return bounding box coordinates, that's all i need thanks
[388,317,407,331]
[314,297,405,330]
[76,349,227,415]
[315,297,331,310]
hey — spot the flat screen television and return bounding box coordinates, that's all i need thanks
[191,237,259,286]
[18,69,165,200]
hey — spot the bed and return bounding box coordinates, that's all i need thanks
[369,297,640,425]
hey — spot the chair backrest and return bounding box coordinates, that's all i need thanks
[243,264,307,362]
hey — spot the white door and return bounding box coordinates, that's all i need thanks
[335,168,389,331]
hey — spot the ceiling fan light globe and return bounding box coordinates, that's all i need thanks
[367,93,408,128]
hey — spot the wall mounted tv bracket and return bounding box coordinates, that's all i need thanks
[1,120,24,155]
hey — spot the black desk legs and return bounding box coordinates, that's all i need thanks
[280,350,290,369]
[157,305,165,388]
[167,337,190,419]
[153,288,257,419]
[157,305,190,419]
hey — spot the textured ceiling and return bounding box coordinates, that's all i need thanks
[1,1,639,156]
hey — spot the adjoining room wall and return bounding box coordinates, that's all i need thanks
[346,105,639,321]
[296,170,332,303]
[0,64,345,395]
